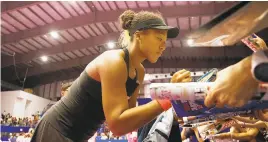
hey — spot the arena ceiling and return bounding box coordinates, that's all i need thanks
[1,1,255,88]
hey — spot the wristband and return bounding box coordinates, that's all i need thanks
[156,100,172,111]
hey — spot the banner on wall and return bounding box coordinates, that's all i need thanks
[1,126,30,133]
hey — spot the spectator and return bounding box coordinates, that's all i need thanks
[61,82,72,97]
[7,116,12,126]
[9,133,17,142]
[39,82,72,118]
[2,110,7,120]
[18,118,23,126]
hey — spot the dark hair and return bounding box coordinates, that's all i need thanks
[119,10,135,30]
[118,10,164,48]
[61,82,73,91]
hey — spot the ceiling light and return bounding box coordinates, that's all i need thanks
[107,42,115,49]
[41,56,48,62]
[187,39,194,46]
[69,1,77,4]
[50,31,59,39]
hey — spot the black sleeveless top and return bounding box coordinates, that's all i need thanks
[43,48,140,141]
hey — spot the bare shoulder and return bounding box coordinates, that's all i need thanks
[97,50,128,80]
[97,50,124,67]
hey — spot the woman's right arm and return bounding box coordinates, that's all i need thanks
[99,55,164,136]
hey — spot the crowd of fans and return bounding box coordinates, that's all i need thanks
[1,111,40,127]
[1,128,35,142]
[1,110,41,142]
[96,122,137,141]
[1,110,137,142]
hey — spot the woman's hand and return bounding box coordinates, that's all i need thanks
[171,69,192,83]
[204,56,259,108]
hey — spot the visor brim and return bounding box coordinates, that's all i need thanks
[151,26,180,38]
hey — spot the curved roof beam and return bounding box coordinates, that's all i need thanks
[1,1,42,13]
[1,2,235,45]
[12,45,251,78]
[2,30,187,68]
[23,57,242,87]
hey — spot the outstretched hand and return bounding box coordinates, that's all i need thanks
[204,56,259,108]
